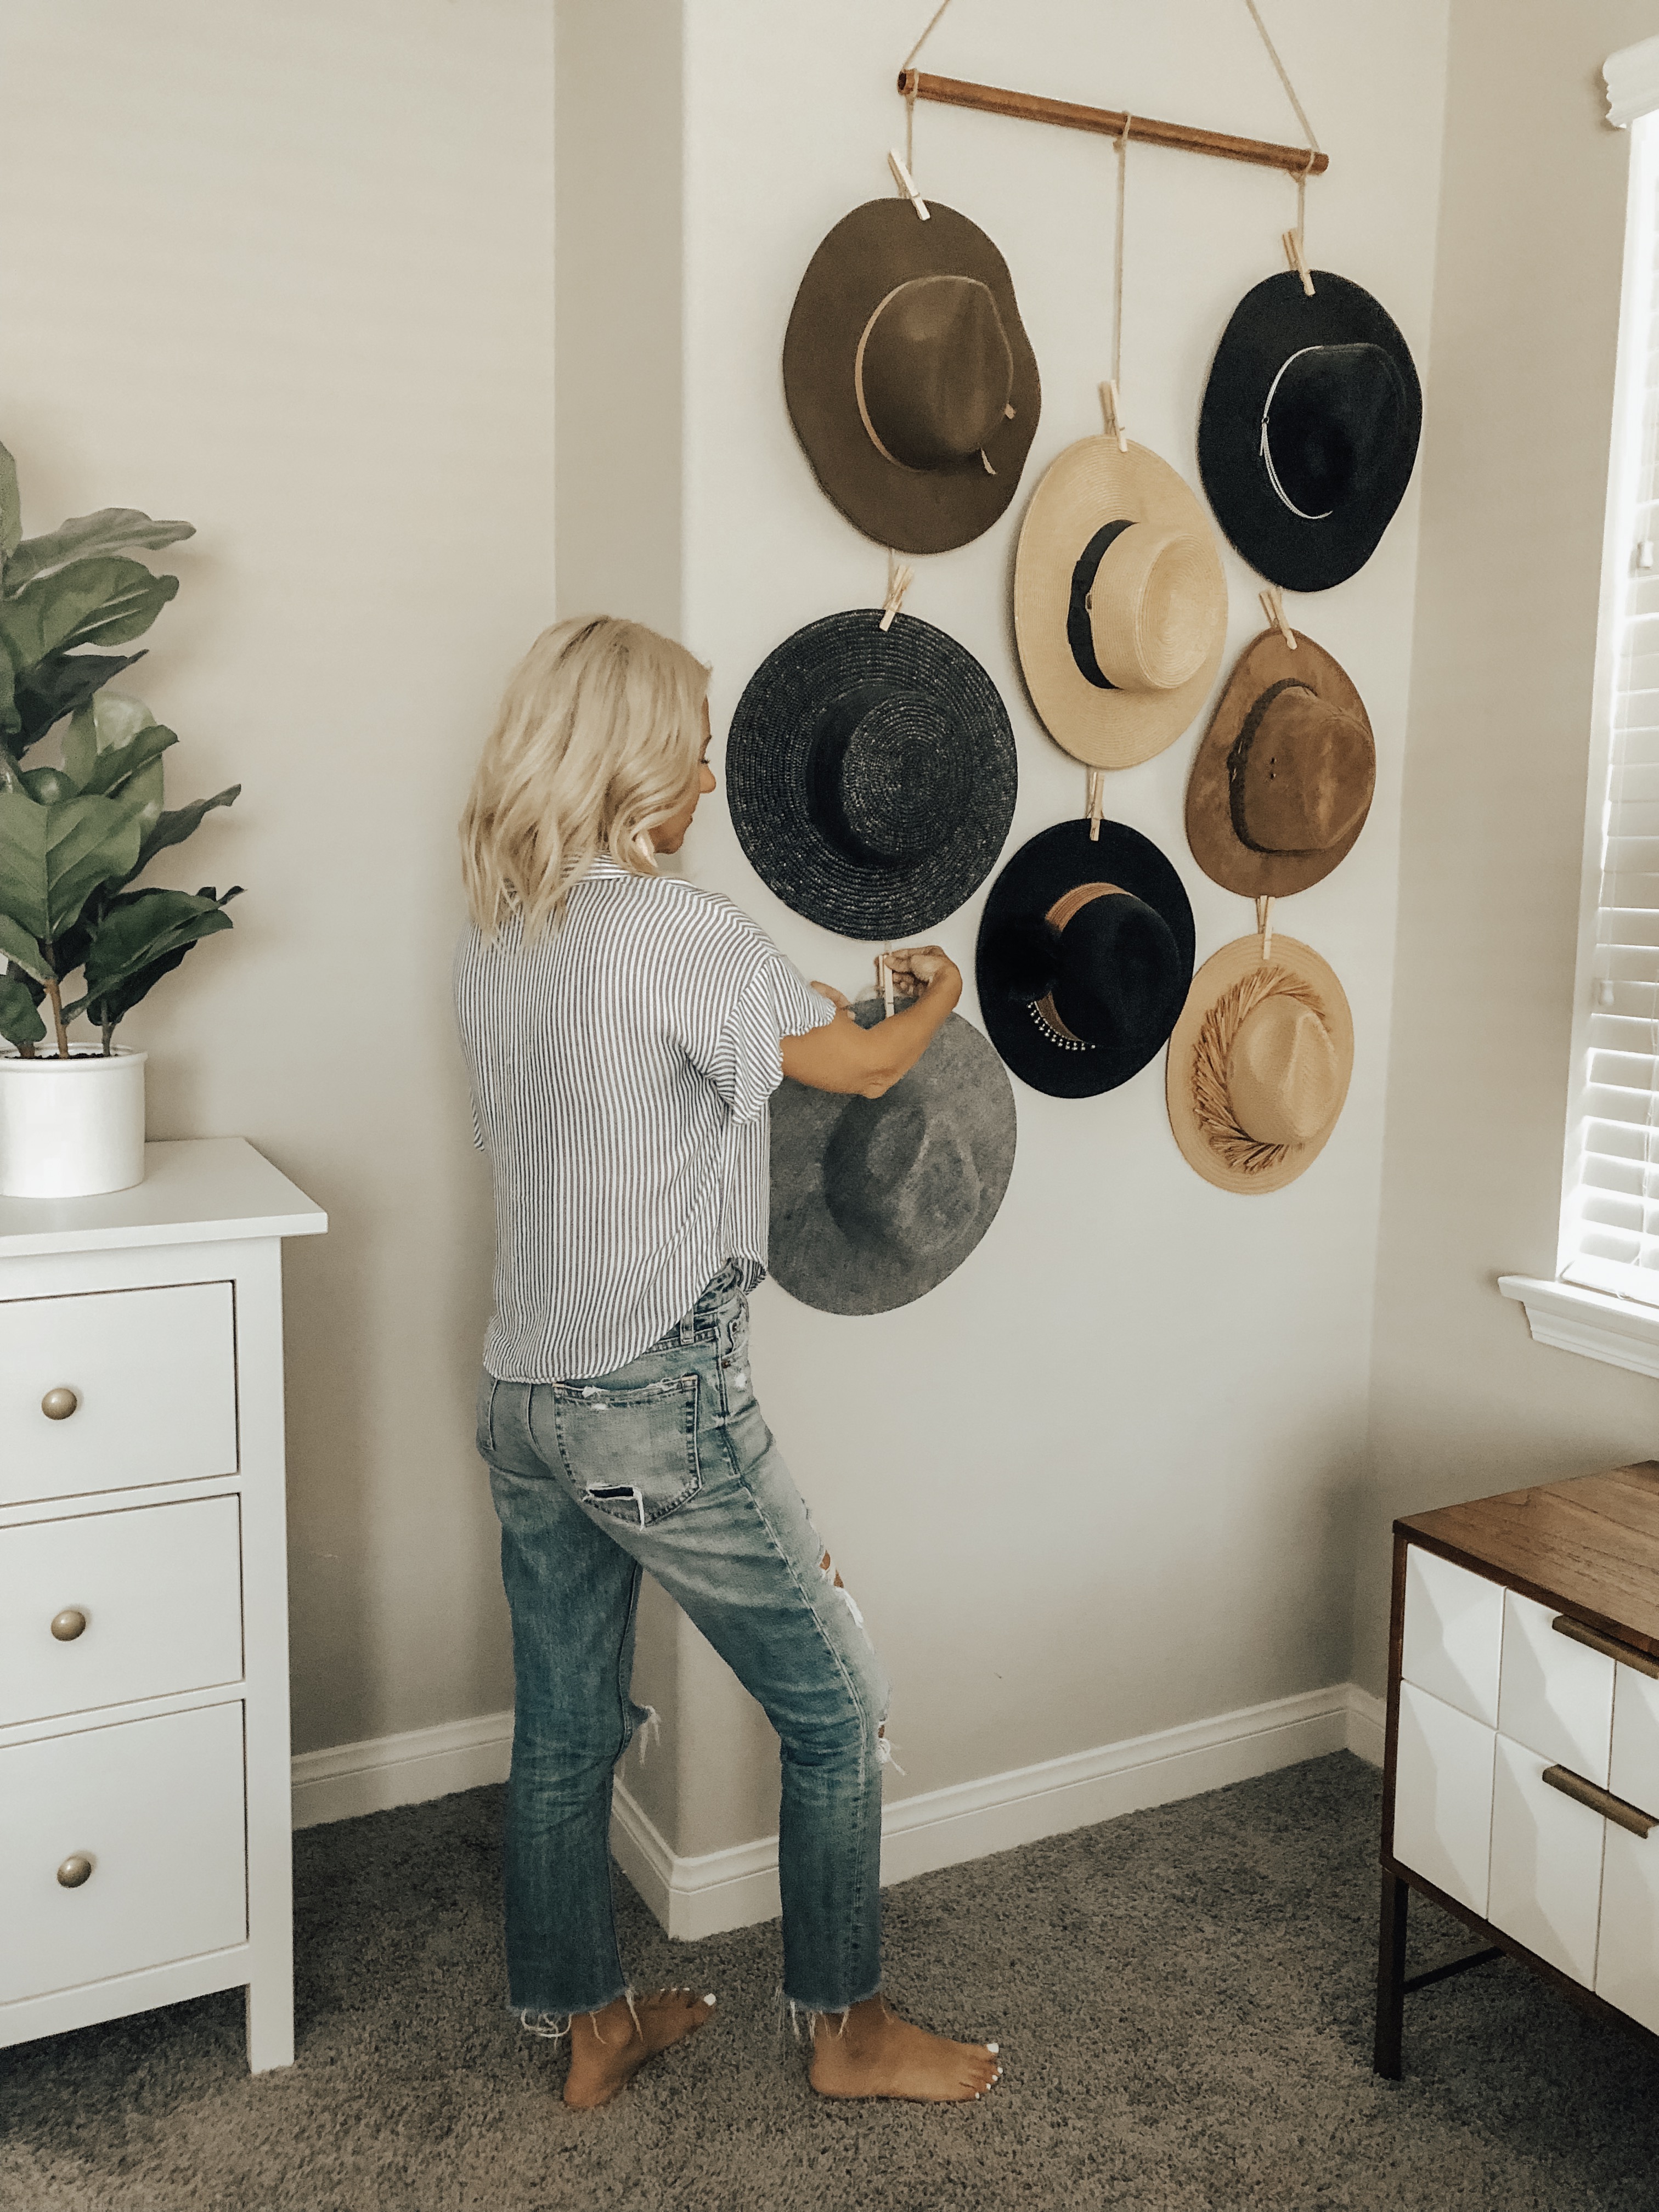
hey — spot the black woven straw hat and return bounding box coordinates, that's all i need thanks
[770,1001,1016,1316]
[975,819,1194,1100]
[1198,271,1421,592]
[726,608,1017,940]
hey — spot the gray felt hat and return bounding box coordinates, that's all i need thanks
[769,1001,1016,1316]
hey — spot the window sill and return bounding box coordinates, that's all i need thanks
[1498,1275,1659,1381]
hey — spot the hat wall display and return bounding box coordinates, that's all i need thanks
[770,1001,1017,1316]
[1198,271,1422,593]
[1186,627,1375,898]
[1014,438,1228,770]
[975,819,1195,1100]
[726,608,1017,940]
[1165,933,1353,1193]
[784,199,1041,555]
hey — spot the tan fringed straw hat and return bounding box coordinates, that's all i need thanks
[1165,930,1352,1194]
[1014,437,1228,770]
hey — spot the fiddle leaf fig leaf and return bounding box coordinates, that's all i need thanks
[0,443,19,563]
[0,972,46,1049]
[133,782,239,876]
[64,689,156,788]
[81,885,236,1025]
[11,649,143,753]
[0,558,179,669]
[3,509,194,594]
[19,766,80,803]
[0,784,148,941]
[75,720,175,800]
[0,911,49,982]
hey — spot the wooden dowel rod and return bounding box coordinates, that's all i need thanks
[899,69,1329,179]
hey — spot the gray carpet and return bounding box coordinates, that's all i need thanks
[2,1753,1655,2211]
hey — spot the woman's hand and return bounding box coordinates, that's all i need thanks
[783,955,962,1098]
[884,945,960,1000]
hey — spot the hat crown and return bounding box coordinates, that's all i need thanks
[810,686,968,868]
[822,1090,980,1255]
[1263,342,1407,520]
[1082,524,1214,694]
[857,275,1014,471]
[1051,891,1187,1049]
[1231,680,1375,855]
[1226,994,1339,1144]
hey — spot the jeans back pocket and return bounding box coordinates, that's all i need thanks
[546,1371,703,1526]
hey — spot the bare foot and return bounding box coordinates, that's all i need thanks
[562,1987,718,2109]
[808,1994,1001,2103]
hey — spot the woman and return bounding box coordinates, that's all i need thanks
[455,616,1003,2111]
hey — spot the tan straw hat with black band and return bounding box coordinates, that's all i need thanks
[784,199,1040,555]
[1186,628,1374,898]
[1014,438,1228,769]
[1165,933,1352,1193]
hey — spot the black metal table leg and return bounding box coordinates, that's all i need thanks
[1374,1870,1408,2078]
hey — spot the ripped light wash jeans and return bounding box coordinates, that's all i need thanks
[477,1262,892,2023]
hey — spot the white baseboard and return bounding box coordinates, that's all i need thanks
[292,1683,1386,1932]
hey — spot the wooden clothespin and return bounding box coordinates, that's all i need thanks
[1255,894,1276,965]
[879,550,914,633]
[1100,380,1129,456]
[887,149,929,221]
[1282,227,1314,297]
[1086,768,1106,842]
[1259,584,1296,650]
[879,947,897,1017]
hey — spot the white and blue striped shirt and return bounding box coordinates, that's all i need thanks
[455,859,833,1382]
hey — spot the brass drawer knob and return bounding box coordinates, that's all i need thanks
[50,1609,87,1642]
[56,1854,94,1889]
[41,1387,79,1421]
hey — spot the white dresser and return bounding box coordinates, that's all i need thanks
[0,1139,325,2073]
[1376,1465,1659,2074]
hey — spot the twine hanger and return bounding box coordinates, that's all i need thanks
[1243,0,1321,294]
[1099,115,1133,452]
[891,0,960,214]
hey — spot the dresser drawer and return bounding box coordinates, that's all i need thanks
[0,1496,243,1728]
[1610,1662,1659,1819]
[1401,1546,1503,1725]
[1496,1589,1614,1782]
[1595,1819,1659,2034]
[1487,1731,1606,1985]
[1392,1680,1496,1915]
[0,1283,238,1508]
[0,1702,247,2005]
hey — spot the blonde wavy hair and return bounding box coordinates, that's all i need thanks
[459,616,710,938]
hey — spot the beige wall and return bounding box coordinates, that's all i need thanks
[0,1,556,1754]
[625,0,1451,1856]
[1361,1,1659,1695]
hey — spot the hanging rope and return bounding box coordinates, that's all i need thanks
[1242,0,1320,294]
[1099,119,1132,452]
[898,0,960,192]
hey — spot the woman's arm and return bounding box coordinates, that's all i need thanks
[780,947,962,1098]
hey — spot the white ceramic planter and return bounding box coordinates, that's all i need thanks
[0,1047,147,1198]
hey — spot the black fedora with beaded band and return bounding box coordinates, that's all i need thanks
[770,1000,1017,1316]
[1198,270,1421,592]
[783,198,1041,555]
[974,819,1194,1100]
[726,608,1017,941]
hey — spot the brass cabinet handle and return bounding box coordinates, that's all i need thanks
[56,1854,94,1888]
[49,1609,87,1642]
[1541,1764,1657,1838]
[40,1386,79,1421]
[1552,1613,1659,1680]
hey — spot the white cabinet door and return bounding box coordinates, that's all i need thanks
[0,1283,238,1509]
[1392,1681,1497,1915]
[1596,1822,1659,2034]
[1487,1732,1606,1984]
[1610,1662,1659,1819]
[0,1702,247,2005]
[1497,1590,1615,1782]
[1401,1547,1504,1726]
[0,1496,243,1727]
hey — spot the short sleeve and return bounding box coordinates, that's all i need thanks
[705,952,836,1124]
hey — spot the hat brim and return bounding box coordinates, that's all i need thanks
[1165,934,1353,1193]
[769,1005,1017,1315]
[974,819,1195,1099]
[1185,629,1374,898]
[1198,272,1422,593]
[783,199,1041,556]
[726,609,1017,940]
[1014,439,1228,769]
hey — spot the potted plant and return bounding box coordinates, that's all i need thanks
[0,440,240,1198]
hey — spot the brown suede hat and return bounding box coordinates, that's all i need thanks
[1185,628,1375,898]
[783,198,1040,555]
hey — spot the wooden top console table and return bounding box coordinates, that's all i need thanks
[1375,1461,1659,2076]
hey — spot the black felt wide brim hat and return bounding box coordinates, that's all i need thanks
[770,1002,1017,1316]
[726,608,1017,940]
[1198,270,1422,593]
[975,819,1195,1100]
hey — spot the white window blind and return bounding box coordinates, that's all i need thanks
[1562,96,1659,1304]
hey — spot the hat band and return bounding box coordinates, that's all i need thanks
[1259,348,1335,522]
[853,285,923,472]
[1227,678,1317,853]
[1065,522,1133,690]
[1189,962,1332,1173]
[1031,881,1122,1045]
